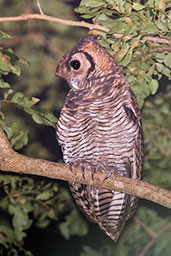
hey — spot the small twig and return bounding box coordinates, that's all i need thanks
[142,36,171,45]
[0,14,170,45]
[139,222,171,256]
[151,46,171,53]
[0,14,109,32]
[0,32,63,57]
[36,0,44,15]
[135,217,156,238]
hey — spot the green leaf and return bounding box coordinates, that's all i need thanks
[0,52,11,73]
[156,63,164,73]
[119,49,132,66]
[74,6,89,14]
[11,92,25,103]
[108,21,123,34]
[143,23,159,33]
[155,52,165,63]
[11,92,40,108]
[0,50,20,76]
[79,0,105,8]
[8,204,32,241]
[45,112,58,123]
[3,126,13,140]
[10,64,20,76]
[31,112,46,124]
[59,209,88,239]
[0,79,10,88]
[11,130,28,150]
[149,79,159,95]
[3,122,28,150]
[36,191,53,201]
[147,64,155,77]
[162,66,171,77]
[132,3,145,10]
[4,89,13,100]
[0,225,15,245]
[58,222,70,240]
[114,43,130,62]
[0,31,13,39]
[81,13,99,18]
[116,0,126,13]
[164,53,171,68]
[96,13,117,27]
[156,19,168,31]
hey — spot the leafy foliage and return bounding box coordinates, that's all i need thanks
[142,85,171,188]
[0,0,170,255]
[0,173,83,255]
[76,0,171,107]
[59,209,88,240]
[0,31,58,152]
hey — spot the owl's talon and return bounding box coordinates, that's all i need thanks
[69,165,75,175]
[81,166,85,179]
[104,172,112,181]
[91,167,96,180]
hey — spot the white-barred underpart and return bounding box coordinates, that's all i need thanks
[56,36,143,241]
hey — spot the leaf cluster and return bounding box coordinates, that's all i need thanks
[142,85,171,188]
[0,27,89,254]
[0,31,58,150]
[76,0,171,107]
[0,173,88,255]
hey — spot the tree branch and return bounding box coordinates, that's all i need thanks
[36,0,44,15]
[0,14,109,32]
[0,127,170,209]
[0,14,170,45]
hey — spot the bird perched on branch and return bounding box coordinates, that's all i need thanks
[56,36,143,241]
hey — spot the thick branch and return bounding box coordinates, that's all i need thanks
[0,14,170,45]
[0,127,170,209]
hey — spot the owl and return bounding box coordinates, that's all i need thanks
[56,36,143,241]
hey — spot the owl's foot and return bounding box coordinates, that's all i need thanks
[91,167,96,180]
[104,172,113,181]
[70,161,86,179]
[69,163,76,175]
[81,166,86,179]
[80,162,94,180]
[70,161,97,180]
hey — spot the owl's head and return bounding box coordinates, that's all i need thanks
[56,37,117,91]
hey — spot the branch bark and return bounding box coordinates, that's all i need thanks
[0,14,109,32]
[0,127,171,209]
[0,14,170,45]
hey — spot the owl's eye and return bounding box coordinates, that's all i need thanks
[70,60,81,70]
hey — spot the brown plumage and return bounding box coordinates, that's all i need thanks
[56,36,143,241]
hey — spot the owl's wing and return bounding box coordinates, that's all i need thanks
[70,182,138,241]
[57,87,143,242]
[69,182,97,223]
